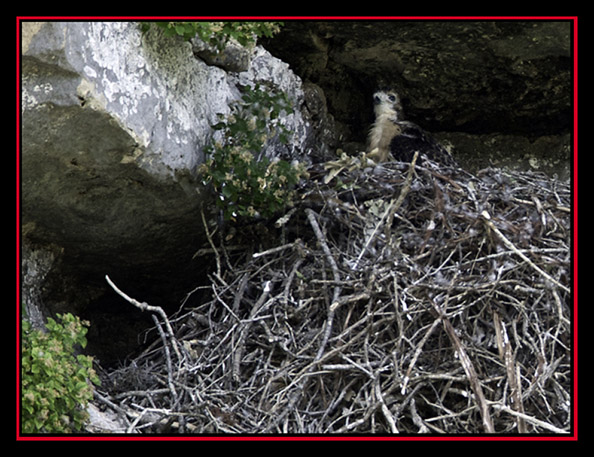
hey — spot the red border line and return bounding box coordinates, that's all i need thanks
[16,16,578,442]
[571,17,579,439]
[16,15,22,442]
[17,16,579,21]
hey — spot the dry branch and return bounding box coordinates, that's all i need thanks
[96,157,572,435]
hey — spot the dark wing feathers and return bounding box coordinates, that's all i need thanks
[390,120,457,167]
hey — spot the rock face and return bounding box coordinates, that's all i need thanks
[20,19,573,363]
[20,21,322,362]
[263,20,572,176]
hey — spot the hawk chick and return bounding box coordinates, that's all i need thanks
[367,89,456,166]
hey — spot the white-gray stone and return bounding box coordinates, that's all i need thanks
[20,21,321,322]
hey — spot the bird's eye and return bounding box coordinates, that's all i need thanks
[388,94,397,102]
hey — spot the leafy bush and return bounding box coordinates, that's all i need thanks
[21,313,100,433]
[142,21,283,49]
[199,84,308,221]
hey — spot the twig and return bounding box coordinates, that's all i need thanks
[352,151,418,271]
[104,276,182,428]
[305,208,341,362]
[401,317,442,395]
[150,313,179,417]
[233,282,272,382]
[491,404,569,434]
[375,377,399,433]
[200,207,221,278]
[493,311,526,432]
[252,240,301,259]
[104,275,181,360]
[430,298,495,433]
[384,150,419,238]
[480,211,570,293]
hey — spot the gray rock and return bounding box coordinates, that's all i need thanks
[191,35,253,73]
[20,21,317,331]
[435,131,572,180]
[85,402,130,433]
[263,20,572,171]
[21,234,62,330]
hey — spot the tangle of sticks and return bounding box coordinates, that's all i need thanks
[97,156,572,434]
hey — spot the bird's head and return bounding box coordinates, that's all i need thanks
[373,89,403,120]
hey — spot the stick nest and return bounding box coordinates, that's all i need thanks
[97,155,572,434]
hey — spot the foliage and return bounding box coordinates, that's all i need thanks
[199,84,308,221]
[141,21,283,49]
[21,313,100,433]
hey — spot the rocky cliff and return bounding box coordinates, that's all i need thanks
[20,19,573,364]
[263,20,572,175]
[20,21,322,360]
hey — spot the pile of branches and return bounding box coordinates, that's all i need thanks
[96,153,572,434]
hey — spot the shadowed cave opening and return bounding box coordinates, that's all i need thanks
[46,247,218,369]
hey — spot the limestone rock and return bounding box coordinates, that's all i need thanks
[85,402,130,433]
[191,35,252,73]
[20,234,63,330]
[20,21,317,333]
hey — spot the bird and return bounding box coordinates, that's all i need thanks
[367,89,457,167]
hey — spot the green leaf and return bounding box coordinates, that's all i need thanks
[21,312,98,433]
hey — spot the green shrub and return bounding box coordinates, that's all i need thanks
[21,313,100,433]
[199,84,308,221]
[142,21,283,49]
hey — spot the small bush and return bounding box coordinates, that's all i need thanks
[21,313,100,433]
[199,84,308,221]
[142,21,282,49]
